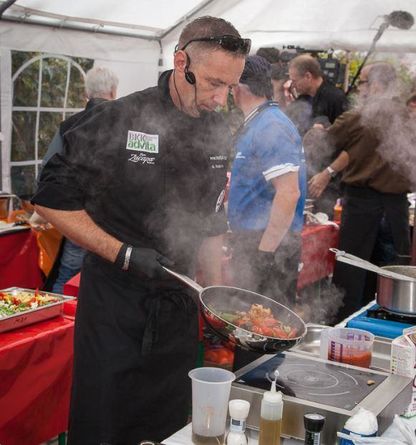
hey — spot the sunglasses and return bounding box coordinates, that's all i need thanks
[176,35,251,55]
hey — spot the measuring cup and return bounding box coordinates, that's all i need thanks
[189,367,235,443]
[327,328,374,368]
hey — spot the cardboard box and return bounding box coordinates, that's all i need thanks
[390,326,416,417]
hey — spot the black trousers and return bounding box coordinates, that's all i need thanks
[230,230,302,371]
[332,186,410,322]
[67,254,198,445]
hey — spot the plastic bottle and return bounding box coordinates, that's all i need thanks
[258,377,283,445]
[333,198,342,224]
[304,413,325,445]
[226,399,250,445]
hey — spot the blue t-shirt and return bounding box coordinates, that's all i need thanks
[228,103,307,232]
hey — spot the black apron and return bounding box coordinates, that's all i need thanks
[67,253,198,445]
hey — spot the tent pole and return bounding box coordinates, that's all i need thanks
[0,0,18,19]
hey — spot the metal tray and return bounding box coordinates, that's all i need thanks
[0,287,75,333]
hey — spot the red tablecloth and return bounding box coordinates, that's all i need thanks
[0,316,74,445]
[297,224,339,289]
[0,229,43,290]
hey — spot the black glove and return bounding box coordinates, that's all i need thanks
[115,244,174,279]
[253,250,276,280]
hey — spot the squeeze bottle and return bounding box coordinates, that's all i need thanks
[258,377,283,445]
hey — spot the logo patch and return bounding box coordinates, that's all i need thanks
[126,130,159,153]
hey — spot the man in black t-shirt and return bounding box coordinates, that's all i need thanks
[289,54,349,216]
[32,16,250,445]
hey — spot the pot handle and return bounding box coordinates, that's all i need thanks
[162,266,204,293]
[330,248,384,274]
[330,248,415,281]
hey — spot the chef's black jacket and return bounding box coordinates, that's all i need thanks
[32,70,232,445]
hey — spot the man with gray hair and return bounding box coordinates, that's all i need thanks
[30,66,119,293]
[312,62,411,321]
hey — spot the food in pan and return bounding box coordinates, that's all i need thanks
[0,290,59,317]
[214,303,298,339]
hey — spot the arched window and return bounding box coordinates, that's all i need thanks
[11,52,93,198]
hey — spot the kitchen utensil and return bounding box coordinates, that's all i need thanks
[163,267,306,353]
[330,249,416,315]
[377,265,416,315]
[326,327,374,368]
[330,249,415,281]
[189,367,235,444]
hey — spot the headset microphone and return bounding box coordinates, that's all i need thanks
[184,54,196,85]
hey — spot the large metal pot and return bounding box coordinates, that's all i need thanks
[331,249,416,315]
[377,265,416,315]
[163,267,306,353]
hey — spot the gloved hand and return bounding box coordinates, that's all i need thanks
[253,250,276,279]
[116,244,174,279]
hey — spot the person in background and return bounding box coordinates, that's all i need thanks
[32,16,249,444]
[313,62,412,321]
[30,66,119,294]
[289,54,348,126]
[229,55,306,308]
[228,55,306,369]
[289,54,349,217]
[407,90,416,115]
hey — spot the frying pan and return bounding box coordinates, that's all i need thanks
[163,267,306,354]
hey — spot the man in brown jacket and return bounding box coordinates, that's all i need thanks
[311,62,412,321]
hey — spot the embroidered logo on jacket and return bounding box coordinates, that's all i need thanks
[126,130,159,153]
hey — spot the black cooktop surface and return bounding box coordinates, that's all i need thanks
[235,353,386,410]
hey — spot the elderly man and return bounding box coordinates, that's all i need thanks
[32,16,249,444]
[315,62,411,321]
[31,66,119,293]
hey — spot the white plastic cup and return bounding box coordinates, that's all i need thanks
[189,367,236,439]
[327,327,374,368]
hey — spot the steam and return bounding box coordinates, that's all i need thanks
[296,282,344,325]
[358,92,416,190]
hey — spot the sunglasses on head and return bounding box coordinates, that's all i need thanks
[176,35,251,55]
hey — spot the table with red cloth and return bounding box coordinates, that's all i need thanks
[0,315,74,445]
[297,224,339,290]
[0,229,43,290]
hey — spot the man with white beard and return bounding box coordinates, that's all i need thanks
[312,62,412,322]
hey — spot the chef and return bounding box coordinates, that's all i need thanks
[32,16,249,445]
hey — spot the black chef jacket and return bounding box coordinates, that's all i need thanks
[34,70,230,275]
[32,70,232,445]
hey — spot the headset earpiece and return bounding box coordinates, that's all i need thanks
[184,54,196,85]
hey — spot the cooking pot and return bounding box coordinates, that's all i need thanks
[163,267,306,353]
[331,249,416,315]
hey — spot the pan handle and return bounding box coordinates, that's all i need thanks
[162,266,204,293]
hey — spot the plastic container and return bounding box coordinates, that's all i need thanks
[339,408,378,445]
[258,375,283,445]
[226,399,250,445]
[189,367,235,444]
[327,327,374,368]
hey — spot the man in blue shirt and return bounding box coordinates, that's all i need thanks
[229,55,307,310]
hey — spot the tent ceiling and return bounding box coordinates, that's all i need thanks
[1,0,416,51]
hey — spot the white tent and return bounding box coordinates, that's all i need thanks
[1,0,416,192]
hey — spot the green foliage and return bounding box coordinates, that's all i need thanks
[10,51,93,198]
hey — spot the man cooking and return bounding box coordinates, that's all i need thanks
[32,16,249,444]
